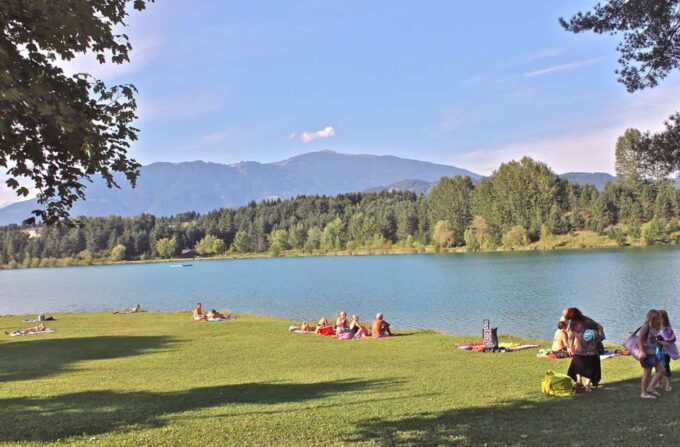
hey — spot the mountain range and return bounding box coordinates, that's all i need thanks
[2,150,671,226]
[0,150,479,225]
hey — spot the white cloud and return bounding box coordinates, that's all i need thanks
[200,128,234,145]
[297,126,336,144]
[454,129,619,175]
[504,48,565,67]
[137,92,224,121]
[523,57,604,78]
[451,83,680,175]
[0,173,37,209]
[0,186,17,209]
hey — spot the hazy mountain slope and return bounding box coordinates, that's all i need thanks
[364,179,434,194]
[560,172,616,190]
[0,151,480,225]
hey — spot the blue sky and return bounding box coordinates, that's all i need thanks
[2,0,680,208]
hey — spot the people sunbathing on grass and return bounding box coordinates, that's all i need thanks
[308,312,393,338]
[193,303,205,321]
[315,317,334,335]
[335,311,350,335]
[206,309,232,321]
[350,314,369,338]
[113,304,142,315]
[5,323,51,336]
[372,313,392,338]
[552,320,569,353]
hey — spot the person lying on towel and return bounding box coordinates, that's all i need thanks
[5,323,50,336]
[206,309,232,321]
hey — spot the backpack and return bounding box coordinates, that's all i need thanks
[482,319,499,350]
[541,370,575,397]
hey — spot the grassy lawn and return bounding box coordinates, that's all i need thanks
[0,313,678,446]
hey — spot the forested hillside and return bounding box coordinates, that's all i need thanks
[1,157,678,268]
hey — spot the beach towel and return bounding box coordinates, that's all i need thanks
[7,328,55,337]
[335,332,354,340]
[537,349,570,359]
[316,325,334,336]
[456,342,485,350]
[505,344,540,352]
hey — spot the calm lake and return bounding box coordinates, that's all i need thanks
[1,247,679,341]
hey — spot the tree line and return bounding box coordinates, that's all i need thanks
[0,155,678,268]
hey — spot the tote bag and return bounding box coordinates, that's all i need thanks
[623,326,643,360]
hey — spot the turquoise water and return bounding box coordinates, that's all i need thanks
[1,247,679,341]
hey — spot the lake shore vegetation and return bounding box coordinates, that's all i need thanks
[0,312,678,446]
[1,157,678,269]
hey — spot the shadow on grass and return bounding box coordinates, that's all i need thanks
[0,379,394,442]
[352,377,680,446]
[0,336,174,382]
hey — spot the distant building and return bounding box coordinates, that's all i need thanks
[21,227,44,238]
[180,248,199,258]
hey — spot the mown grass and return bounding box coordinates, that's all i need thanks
[0,313,677,446]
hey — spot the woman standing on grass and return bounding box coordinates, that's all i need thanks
[639,310,666,399]
[565,307,603,392]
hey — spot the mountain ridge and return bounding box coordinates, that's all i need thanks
[0,150,481,225]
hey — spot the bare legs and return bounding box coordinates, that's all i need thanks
[642,366,666,398]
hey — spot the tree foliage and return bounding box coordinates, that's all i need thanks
[615,128,645,184]
[0,166,678,268]
[561,0,680,174]
[110,244,126,261]
[428,176,473,246]
[472,157,565,240]
[0,0,152,224]
[155,237,176,259]
[432,220,455,248]
[195,234,225,256]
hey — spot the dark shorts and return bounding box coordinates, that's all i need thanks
[640,355,659,369]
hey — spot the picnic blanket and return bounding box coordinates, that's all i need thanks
[457,342,539,352]
[7,328,56,337]
[537,349,620,361]
[22,316,55,322]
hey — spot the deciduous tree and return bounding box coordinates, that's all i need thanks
[0,0,152,224]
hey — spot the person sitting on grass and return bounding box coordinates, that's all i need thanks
[371,313,393,338]
[5,323,50,336]
[206,309,232,321]
[300,320,313,332]
[350,314,369,338]
[336,311,350,335]
[193,303,205,321]
[552,320,569,353]
[315,317,333,335]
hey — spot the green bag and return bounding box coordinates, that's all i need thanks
[541,370,575,397]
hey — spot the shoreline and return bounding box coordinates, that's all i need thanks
[2,231,677,271]
[0,311,547,344]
